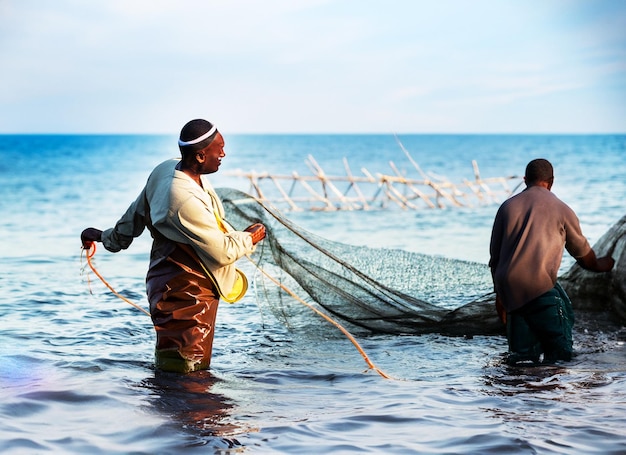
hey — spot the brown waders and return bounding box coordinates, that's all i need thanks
[148,245,220,373]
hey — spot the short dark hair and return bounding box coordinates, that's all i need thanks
[178,119,218,156]
[525,158,554,184]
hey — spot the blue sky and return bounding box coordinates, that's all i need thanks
[1,0,624,134]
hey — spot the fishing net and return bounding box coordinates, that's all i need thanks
[560,213,626,322]
[218,188,503,337]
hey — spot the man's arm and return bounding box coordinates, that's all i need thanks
[576,249,615,272]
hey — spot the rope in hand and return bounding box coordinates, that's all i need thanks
[231,195,394,379]
[245,255,393,379]
[81,243,151,317]
[81,239,392,378]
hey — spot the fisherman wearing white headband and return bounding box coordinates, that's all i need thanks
[178,119,218,148]
[81,119,266,373]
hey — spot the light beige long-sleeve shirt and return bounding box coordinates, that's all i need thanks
[101,159,255,298]
[489,185,591,312]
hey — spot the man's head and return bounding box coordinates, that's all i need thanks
[179,119,218,155]
[178,119,225,175]
[524,158,554,189]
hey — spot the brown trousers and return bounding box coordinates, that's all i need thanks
[148,246,220,373]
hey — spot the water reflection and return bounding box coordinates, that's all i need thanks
[483,332,626,396]
[481,350,626,453]
[141,369,253,449]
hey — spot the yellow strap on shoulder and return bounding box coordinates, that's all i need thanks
[211,209,248,303]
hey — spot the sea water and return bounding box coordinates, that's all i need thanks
[0,134,625,454]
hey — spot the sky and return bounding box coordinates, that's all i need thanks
[0,0,625,134]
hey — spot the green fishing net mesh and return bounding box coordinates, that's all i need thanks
[218,188,504,336]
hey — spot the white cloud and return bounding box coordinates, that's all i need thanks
[0,0,624,133]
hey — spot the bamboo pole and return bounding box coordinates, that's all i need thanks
[388,161,437,209]
[471,160,497,201]
[379,175,421,210]
[343,157,370,210]
[306,155,357,210]
[393,136,463,207]
[270,174,302,211]
[223,156,520,212]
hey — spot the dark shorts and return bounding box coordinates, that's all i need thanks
[506,282,575,364]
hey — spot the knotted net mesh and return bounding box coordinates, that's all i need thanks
[218,188,503,336]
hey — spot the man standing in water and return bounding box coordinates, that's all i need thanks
[81,119,266,373]
[489,158,614,365]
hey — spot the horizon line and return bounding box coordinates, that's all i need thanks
[1,131,625,136]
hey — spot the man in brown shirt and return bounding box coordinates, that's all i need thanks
[489,158,614,365]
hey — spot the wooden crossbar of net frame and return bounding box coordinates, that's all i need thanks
[225,154,522,212]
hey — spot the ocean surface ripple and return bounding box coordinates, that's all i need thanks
[1,134,625,454]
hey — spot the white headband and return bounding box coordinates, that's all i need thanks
[178,125,217,146]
